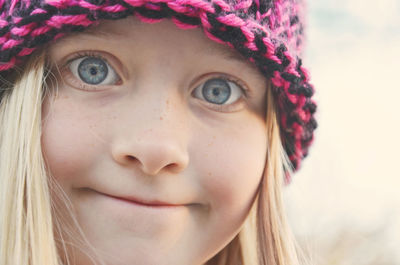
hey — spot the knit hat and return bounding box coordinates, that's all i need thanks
[0,0,317,181]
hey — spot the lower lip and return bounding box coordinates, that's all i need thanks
[86,189,190,234]
[91,189,187,212]
[102,193,183,209]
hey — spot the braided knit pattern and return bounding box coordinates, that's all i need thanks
[0,0,317,180]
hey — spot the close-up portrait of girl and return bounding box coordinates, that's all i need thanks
[0,0,317,265]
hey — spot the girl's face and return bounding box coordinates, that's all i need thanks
[42,18,267,265]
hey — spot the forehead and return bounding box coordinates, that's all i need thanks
[52,18,257,70]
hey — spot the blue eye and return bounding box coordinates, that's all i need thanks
[69,56,119,86]
[193,78,244,105]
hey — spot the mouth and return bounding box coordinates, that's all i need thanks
[91,189,186,208]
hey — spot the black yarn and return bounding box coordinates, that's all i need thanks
[209,24,247,45]
[86,0,105,5]
[212,4,222,14]
[0,49,13,62]
[281,93,296,108]
[259,0,273,14]
[94,9,133,20]
[275,44,290,68]
[299,84,313,97]
[288,83,299,95]
[26,27,59,48]
[290,15,299,26]
[303,100,317,114]
[206,13,223,30]
[254,33,267,54]
[230,45,256,63]
[173,13,201,26]
[0,25,10,37]
[282,72,300,83]
[17,11,53,26]
[309,117,317,130]
[286,113,304,127]
[55,5,93,15]
[253,57,282,77]
[301,124,314,143]
[135,7,167,19]
[248,2,258,17]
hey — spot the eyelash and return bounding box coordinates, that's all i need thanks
[64,51,108,69]
[62,51,120,91]
[61,52,251,111]
[192,74,250,112]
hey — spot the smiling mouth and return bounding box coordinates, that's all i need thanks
[106,194,183,207]
[90,189,187,208]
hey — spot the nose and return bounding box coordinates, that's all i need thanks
[112,132,189,176]
[111,95,189,176]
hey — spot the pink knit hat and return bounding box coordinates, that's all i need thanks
[0,0,317,181]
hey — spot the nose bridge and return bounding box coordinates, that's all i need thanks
[111,80,189,176]
[135,78,187,137]
[135,93,187,150]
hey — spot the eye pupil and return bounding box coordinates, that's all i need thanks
[90,67,98,75]
[78,57,108,85]
[202,79,231,105]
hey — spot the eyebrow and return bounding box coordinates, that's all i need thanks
[69,27,126,39]
[217,48,250,65]
[204,46,258,72]
[74,27,247,58]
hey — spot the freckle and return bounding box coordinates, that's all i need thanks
[160,116,163,120]
[208,172,212,176]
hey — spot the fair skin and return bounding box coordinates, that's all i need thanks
[41,18,268,265]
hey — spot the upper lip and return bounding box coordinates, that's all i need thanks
[95,190,185,207]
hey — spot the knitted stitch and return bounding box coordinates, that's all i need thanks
[0,0,317,182]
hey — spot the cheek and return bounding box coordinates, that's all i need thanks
[192,114,267,218]
[41,97,106,187]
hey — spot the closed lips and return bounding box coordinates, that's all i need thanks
[91,189,186,207]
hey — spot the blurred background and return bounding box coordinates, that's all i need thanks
[284,0,400,264]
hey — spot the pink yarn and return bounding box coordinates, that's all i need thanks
[31,8,47,15]
[1,38,23,50]
[102,4,128,13]
[46,15,94,28]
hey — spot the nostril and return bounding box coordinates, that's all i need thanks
[111,140,189,175]
[126,155,136,162]
[164,162,182,173]
[120,155,139,165]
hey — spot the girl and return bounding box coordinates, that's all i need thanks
[0,0,317,265]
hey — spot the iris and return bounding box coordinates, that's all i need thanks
[78,57,108,85]
[202,79,231,104]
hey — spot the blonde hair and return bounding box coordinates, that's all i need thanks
[0,52,307,265]
[0,52,60,264]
